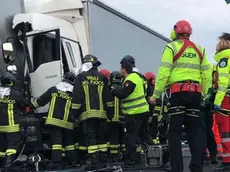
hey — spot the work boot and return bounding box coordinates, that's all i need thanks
[84,153,99,171]
[215,163,230,171]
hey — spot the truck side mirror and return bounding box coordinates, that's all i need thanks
[6,65,17,74]
[2,42,15,64]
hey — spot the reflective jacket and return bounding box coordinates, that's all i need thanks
[153,39,211,98]
[71,68,110,121]
[214,49,230,106]
[0,87,27,133]
[122,73,149,115]
[32,82,74,130]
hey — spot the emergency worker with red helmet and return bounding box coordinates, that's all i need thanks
[145,72,160,144]
[99,69,110,80]
[150,20,211,172]
[212,33,230,171]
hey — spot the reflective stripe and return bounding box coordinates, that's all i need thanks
[122,95,145,104]
[222,153,230,158]
[160,62,173,69]
[201,64,210,70]
[83,84,90,111]
[6,149,16,156]
[98,144,107,152]
[52,144,62,150]
[46,118,73,130]
[153,89,162,98]
[80,110,106,121]
[88,145,98,154]
[173,62,200,70]
[110,150,119,154]
[122,102,148,111]
[218,86,228,92]
[63,99,71,121]
[222,138,230,143]
[113,97,120,121]
[109,145,119,148]
[136,145,142,152]
[168,111,185,116]
[8,103,14,126]
[98,85,104,111]
[79,146,87,150]
[168,106,185,110]
[219,73,229,77]
[0,125,19,133]
[106,101,114,107]
[32,100,39,108]
[72,103,81,109]
[0,152,5,157]
[65,145,75,151]
[48,96,56,118]
[75,143,79,149]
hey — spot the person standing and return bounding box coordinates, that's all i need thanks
[150,20,211,172]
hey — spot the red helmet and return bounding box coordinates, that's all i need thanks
[145,72,155,80]
[99,69,110,79]
[174,20,192,35]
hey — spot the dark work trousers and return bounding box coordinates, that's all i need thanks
[107,122,120,155]
[50,127,76,163]
[150,116,158,139]
[119,122,126,153]
[124,112,153,165]
[0,132,21,156]
[199,107,207,163]
[204,105,217,158]
[82,118,107,155]
[168,92,202,172]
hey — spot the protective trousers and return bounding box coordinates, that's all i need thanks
[82,118,107,162]
[50,127,76,164]
[215,95,230,163]
[124,113,153,165]
[119,123,126,153]
[204,105,217,158]
[167,92,202,172]
[107,123,120,155]
[74,124,86,164]
[199,108,207,162]
[213,114,223,158]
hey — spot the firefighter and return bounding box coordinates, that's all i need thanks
[0,72,28,168]
[106,71,123,161]
[150,20,211,172]
[109,61,153,167]
[212,33,230,171]
[31,72,77,170]
[145,72,160,144]
[71,54,112,171]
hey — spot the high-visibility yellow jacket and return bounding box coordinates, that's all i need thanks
[214,49,230,106]
[153,39,211,98]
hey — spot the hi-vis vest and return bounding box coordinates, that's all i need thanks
[121,73,149,115]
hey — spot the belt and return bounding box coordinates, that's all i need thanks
[170,81,201,94]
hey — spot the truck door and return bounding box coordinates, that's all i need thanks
[25,29,62,113]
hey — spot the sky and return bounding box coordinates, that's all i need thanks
[100,0,230,63]
[25,0,230,64]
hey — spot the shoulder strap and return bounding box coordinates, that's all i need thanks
[173,39,203,63]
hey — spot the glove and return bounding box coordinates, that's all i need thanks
[214,105,221,111]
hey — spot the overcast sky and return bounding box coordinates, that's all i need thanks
[101,0,230,63]
[25,0,230,64]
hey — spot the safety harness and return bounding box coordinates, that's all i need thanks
[170,39,203,94]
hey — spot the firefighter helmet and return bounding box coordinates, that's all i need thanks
[63,72,76,85]
[120,55,135,67]
[145,72,156,81]
[0,72,16,87]
[174,20,192,35]
[110,71,123,83]
[99,69,110,79]
[83,54,101,67]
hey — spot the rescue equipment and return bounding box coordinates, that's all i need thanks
[170,81,202,94]
[173,39,203,63]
